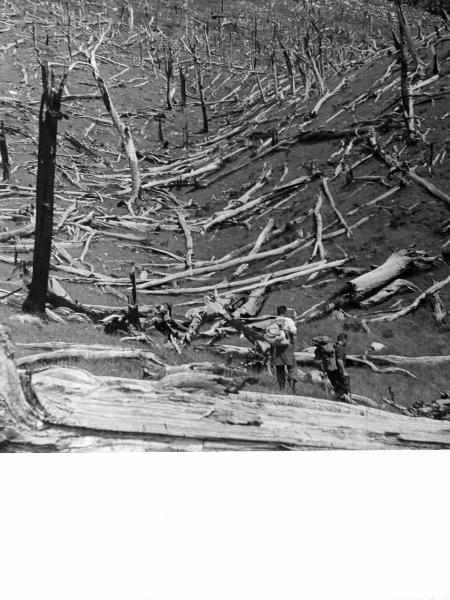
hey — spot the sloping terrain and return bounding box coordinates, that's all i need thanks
[0,0,449,439]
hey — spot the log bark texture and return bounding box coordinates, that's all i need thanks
[1,326,450,451]
[347,250,431,302]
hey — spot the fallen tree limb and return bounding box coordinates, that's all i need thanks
[137,237,324,291]
[16,346,164,368]
[176,210,194,269]
[309,78,347,118]
[321,176,351,237]
[407,170,450,208]
[368,274,450,322]
[137,259,347,296]
[233,218,274,277]
[201,172,310,232]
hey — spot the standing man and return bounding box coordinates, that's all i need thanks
[272,305,297,393]
[315,332,351,402]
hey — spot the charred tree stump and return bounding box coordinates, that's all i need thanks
[23,64,67,316]
[127,266,141,330]
[0,121,11,181]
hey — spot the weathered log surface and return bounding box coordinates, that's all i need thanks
[8,366,450,451]
[1,323,449,452]
[348,249,432,302]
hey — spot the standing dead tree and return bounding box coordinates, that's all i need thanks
[394,0,424,73]
[23,62,67,316]
[163,42,174,110]
[85,25,141,209]
[186,39,209,135]
[0,121,11,181]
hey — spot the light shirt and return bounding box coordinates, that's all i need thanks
[276,316,297,336]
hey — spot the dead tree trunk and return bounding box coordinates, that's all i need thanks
[127,266,141,329]
[190,41,209,134]
[23,64,67,316]
[164,43,174,110]
[87,27,141,207]
[0,121,11,181]
[396,28,415,138]
[394,0,424,72]
[305,250,434,320]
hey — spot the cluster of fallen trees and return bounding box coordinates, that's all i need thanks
[299,248,448,322]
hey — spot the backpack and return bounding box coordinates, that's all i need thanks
[312,336,337,370]
[264,321,289,348]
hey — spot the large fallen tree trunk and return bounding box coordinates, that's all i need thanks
[345,250,433,302]
[1,327,449,451]
[305,249,434,320]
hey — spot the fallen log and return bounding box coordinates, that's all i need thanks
[365,354,450,366]
[16,346,164,368]
[136,236,335,291]
[348,250,433,302]
[201,172,310,232]
[233,218,274,277]
[407,171,450,208]
[232,276,270,318]
[306,249,434,320]
[360,278,419,307]
[368,274,450,322]
[1,364,446,451]
[0,223,35,242]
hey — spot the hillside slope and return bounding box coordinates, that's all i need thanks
[0,0,449,409]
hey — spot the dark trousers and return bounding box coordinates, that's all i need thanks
[327,370,350,400]
[276,365,297,390]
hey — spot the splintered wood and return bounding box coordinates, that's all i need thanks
[1,327,450,451]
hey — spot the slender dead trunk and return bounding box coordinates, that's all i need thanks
[127,266,141,329]
[23,64,66,316]
[87,29,141,205]
[164,43,173,110]
[397,29,415,137]
[179,65,187,108]
[0,121,11,181]
[195,57,208,134]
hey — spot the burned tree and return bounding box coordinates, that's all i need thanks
[0,121,11,181]
[23,63,67,316]
[163,43,174,110]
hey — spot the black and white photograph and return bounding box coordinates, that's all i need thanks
[1,2,450,600]
[1,0,449,451]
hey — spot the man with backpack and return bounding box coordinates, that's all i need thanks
[264,305,297,392]
[313,332,351,402]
